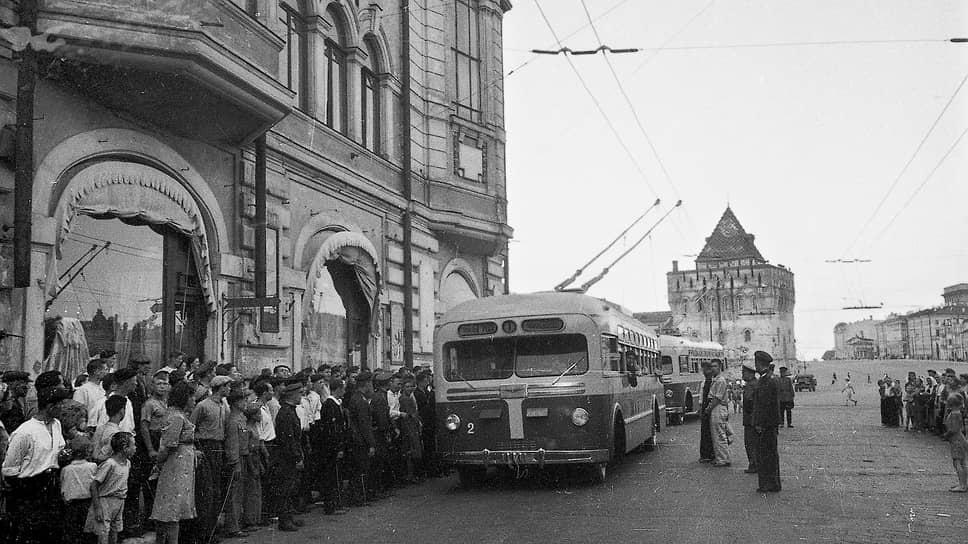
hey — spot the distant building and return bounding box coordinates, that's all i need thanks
[943,284,968,306]
[662,207,796,364]
[833,318,881,359]
[632,311,673,334]
[845,335,876,359]
[875,315,908,359]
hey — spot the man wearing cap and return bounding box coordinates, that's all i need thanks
[267,378,305,531]
[2,386,67,543]
[74,359,108,423]
[121,354,154,537]
[370,370,394,495]
[777,366,796,428]
[741,362,759,474]
[752,351,781,492]
[1,370,33,433]
[705,359,731,467]
[191,374,232,540]
[346,370,376,505]
[91,368,139,433]
[273,365,293,379]
[698,363,715,463]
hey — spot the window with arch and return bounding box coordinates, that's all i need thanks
[744,330,752,343]
[736,295,744,311]
[453,0,482,121]
[279,1,307,109]
[361,38,382,153]
[681,298,689,315]
[324,5,348,134]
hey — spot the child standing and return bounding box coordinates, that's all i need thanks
[86,431,135,544]
[61,435,97,543]
[92,396,126,462]
[944,395,968,493]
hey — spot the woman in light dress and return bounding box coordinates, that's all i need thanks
[151,381,197,544]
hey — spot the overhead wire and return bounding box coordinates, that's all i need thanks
[870,123,968,244]
[532,0,659,198]
[841,69,968,257]
[629,0,717,76]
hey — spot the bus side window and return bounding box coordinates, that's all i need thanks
[659,355,674,375]
[679,355,689,374]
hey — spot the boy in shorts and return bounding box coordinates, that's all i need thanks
[86,431,135,544]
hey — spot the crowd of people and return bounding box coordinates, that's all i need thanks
[0,351,443,543]
[877,368,968,492]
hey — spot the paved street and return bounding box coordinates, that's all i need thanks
[232,360,968,544]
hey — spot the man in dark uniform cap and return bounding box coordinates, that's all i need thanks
[267,377,305,531]
[1,370,32,432]
[345,370,376,505]
[370,370,394,496]
[752,351,781,492]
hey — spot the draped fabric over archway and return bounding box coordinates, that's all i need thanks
[50,161,217,312]
[313,231,381,331]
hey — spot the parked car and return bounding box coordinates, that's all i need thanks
[795,373,817,392]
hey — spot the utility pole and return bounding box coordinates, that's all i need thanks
[13,0,38,288]
[400,0,414,369]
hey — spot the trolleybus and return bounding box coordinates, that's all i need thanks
[658,335,726,425]
[434,291,664,485]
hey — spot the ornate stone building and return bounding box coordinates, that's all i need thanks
[665,207,796,364]
[0,0,512,377]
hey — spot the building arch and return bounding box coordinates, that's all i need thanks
[34,128,230,266]
[439,258,481,312]
[323,0,362,47]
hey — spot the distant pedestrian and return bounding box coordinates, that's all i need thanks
[831,372,837,386]
[752,351,781,493]
[842,380,857,406]
[777,367,795,428]
[943,395,968,493]
[867,374,871,384]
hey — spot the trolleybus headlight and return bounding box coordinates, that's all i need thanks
[445,414,461,432]
[571,408,589,427]
[665,390,674,398]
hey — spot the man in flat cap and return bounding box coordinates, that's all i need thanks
[346,370,376,505]
[752,351,781,492]
[370,370,394,496]
[1,371,33,433]
[267,378,306,531]
[191,374,232,539]
[777,366,796,428]
[741,361,759,474]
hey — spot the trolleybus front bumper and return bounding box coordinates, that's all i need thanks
[442,448,610,466]
[665,406,685,415]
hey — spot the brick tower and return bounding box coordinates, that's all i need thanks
[666,207,796,365]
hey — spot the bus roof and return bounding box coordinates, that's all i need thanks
[439,291,629,326]
[658,335,724,351]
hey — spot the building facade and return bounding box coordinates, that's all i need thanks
[874,315,908,359]
[0,0,512,377]
[832,317,881,359]
[664,207,796,365]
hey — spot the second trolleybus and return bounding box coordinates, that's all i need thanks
[658,335,726,425]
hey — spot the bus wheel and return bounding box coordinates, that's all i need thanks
[612,419,626,463]
[457,466,484,489]
[591,462,607,484]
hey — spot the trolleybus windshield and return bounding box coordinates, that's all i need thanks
[444,334,589,381]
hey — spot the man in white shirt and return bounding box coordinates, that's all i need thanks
[387,374,403,420]
[90,368,139,433]
[74,358,108,425]
[2,387,68,543]
[252,380,276,442]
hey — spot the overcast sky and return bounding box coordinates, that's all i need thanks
[502,0,968,359]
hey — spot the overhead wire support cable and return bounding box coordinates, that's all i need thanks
[580,200,683,293]
[554,198,661,291]
[842,68,968,256]
[578,0,681,201]
[871,124,968,243]
[532,0,660,198]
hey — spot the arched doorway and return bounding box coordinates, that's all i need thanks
[302,230,380,369]
[440,271,477,312]
[46,161,215,376]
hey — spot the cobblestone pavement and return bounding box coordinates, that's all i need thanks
[230,360,968,544]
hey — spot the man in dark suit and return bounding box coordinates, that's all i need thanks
[699,362,715,462]
[319,378,348,515]
[370,371,394,497]
[777,366,796,428]
[123,354,153,538]
[752,351,781,493]
[345,371,375,506]
[268,378,305,531]
[741,362,759,474]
